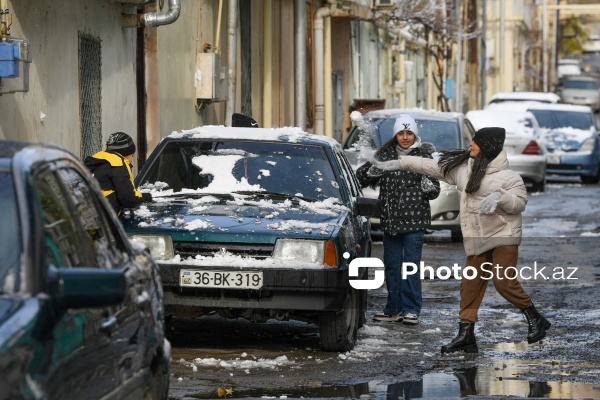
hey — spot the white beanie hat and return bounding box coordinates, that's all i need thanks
[393,115,419,136]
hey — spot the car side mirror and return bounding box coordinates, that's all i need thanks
[48,266,126,309]
[355,197,381,218]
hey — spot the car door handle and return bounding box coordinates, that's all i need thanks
[100,316,117,334]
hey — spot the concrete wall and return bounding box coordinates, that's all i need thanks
[156,0,224,137]
[0,0,137,158]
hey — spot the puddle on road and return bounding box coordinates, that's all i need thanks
[185,363,600,399]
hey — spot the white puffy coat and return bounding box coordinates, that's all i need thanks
[400,150,527,256]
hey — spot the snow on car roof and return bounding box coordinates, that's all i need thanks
[520,103,593,112]
[486,101,593,113]
[487,91,561,104]
[166,125,342,149]
[360,107,463,121]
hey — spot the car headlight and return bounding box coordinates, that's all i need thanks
[273,239,337,267]
[579,137,596,153]
[129,234,174,260]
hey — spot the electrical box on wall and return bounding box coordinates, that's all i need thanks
[195,52,219,99]
[0,38,31,95]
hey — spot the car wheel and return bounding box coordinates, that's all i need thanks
[319,288,360,352]
[144,353,170,400]
[451,229,463,242]
[581,167,600,184]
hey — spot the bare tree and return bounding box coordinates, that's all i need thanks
[373,0,479,111]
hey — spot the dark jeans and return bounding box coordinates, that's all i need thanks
[382,231,424,315]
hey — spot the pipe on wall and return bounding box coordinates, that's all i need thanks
[324,15,332,137]
[294,0,307,131]
[262,0,273,128]
[121,0,181,28]
[313,5,332,136]
[225,0,238,125]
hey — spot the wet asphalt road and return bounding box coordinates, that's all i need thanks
[167,178,600,399]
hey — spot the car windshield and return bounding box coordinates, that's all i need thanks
[138,140,343,202]
[357,118,461,151]
[527,109,595,131]
[563,80,599,90]
[0,171,22,294]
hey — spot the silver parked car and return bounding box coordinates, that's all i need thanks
[557,75,600,111]
[343,108,475,241]
[466,109,547,192]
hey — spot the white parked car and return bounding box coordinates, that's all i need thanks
[466,109,547,192]
[558,75,600,111]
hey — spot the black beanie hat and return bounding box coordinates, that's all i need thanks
[473,127,505,160]
[106,132,136,156]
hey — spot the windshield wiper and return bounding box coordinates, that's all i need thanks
[232,191,318,203]
[154,192,234,200]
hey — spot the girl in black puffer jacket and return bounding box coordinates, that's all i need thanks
[356,115,440,325]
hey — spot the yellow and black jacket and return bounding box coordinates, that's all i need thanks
[84,151,147,214]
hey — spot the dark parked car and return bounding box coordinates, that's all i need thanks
[0,140,170,399]
[121,126,376,351]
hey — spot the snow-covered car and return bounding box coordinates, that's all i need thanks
[0,140,170,399]
[343,108,475,242]
[466,109,547,192]
[122,126,377,352]
[557,75,600,111]
[525,103,600,183]
[485,91,561,108]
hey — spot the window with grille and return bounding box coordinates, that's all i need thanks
[79,33,102,160]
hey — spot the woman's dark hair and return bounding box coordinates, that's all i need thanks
[438,149,491,194]
[374,136,400,158]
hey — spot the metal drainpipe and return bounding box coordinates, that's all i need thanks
[324,15,332,137]
[121,0,181,28]
[225,0,238,126]
[314,5,333,136]
[262,0,273,128]
[295,0,307,131]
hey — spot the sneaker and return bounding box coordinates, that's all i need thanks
[402,313,419,325]
[373,313,403,322]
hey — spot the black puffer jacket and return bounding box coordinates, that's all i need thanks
[84,151,147,214]
[356,142,440,235]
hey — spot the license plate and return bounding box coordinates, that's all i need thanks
[180,270,263,289]
[547,155,560,164]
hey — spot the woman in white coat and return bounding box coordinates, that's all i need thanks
[374,127,550,354]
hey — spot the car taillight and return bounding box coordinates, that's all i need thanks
[522,140,542,155]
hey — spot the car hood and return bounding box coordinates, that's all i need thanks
[122,197,349,243]
[542,128,595,152]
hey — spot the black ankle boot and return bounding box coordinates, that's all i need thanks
[441,322,478,354]
[522,303,551,344]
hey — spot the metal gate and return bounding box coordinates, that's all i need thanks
[79,33,102,160]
